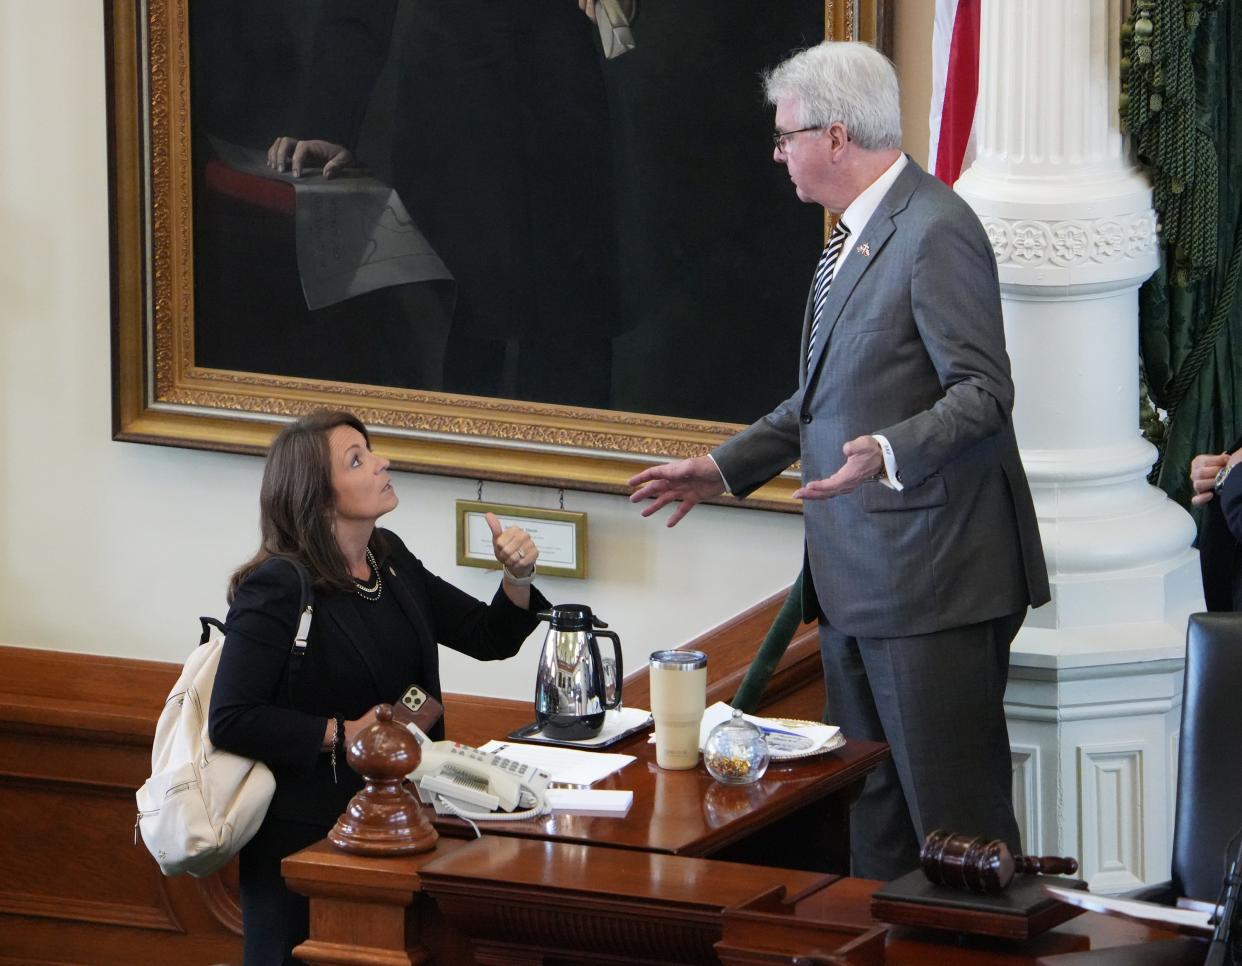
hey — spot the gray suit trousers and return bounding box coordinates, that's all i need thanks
[819,610,1025,881]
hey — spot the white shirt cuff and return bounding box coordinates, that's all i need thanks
[706,454,734,496]
[870,434,903,491]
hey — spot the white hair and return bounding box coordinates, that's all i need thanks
[764,41,902,151]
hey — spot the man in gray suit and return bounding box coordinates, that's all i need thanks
[629,41,1050,880]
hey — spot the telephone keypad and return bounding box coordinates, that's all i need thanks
[449,743,531,777]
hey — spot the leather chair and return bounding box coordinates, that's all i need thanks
[1129,612,1242,904]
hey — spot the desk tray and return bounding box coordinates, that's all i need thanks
[506,714,653,751]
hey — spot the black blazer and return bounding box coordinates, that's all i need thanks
[1200,439,1242,612]
[208,528,549,828]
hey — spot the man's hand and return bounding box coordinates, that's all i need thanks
[579,0,635,21]
[267,136,354,179]
[793,435,884,501]
[1190,450,1236,506]
[628,456,726,527]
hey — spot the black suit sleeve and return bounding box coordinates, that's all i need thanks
[208,559,326,777]
[384,530,549,661]
[1220,467,1242,544]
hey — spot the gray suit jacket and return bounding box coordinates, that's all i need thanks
[715,159,1050,639]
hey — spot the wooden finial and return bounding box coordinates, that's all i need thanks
[328,704,438,856]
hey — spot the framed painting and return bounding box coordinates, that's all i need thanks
[108,0,892,510]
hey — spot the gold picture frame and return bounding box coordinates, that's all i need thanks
[107,0,889,510]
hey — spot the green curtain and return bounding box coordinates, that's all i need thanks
[1130,0,1242,510]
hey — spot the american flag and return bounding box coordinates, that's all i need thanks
[928,0,980,186]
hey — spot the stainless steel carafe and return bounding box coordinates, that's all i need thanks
[533,604,623,739]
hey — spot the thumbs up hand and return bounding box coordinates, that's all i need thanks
[486,512,537,578]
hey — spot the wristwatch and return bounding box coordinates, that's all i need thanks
[1214,463,1235,494]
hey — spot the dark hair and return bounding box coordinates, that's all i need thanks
[228,410,384,602]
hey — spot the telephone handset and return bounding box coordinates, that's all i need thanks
[403,723,550,821]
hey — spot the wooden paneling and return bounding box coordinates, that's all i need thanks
[421,838,836,965]
[0,646,244,965]
[0,584,819,964]
[620,586,823,723]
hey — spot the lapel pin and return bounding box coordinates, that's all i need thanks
[856,243,871,257]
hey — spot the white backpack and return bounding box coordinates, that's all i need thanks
[135,561,312,877]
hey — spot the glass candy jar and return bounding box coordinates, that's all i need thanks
[703,708,770,785]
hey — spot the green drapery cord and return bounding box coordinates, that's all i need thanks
[1123,0,1218,289]
[1124,0,1242,507]
[732,570,810,715]
[1165,211,1242,413]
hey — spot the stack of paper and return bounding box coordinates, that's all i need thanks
[477,741,634,786]
[1043,885,1214,935]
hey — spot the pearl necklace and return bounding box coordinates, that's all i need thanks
[353,547,383,602]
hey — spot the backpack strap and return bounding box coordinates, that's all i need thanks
[275,556,315,658]
[198,616,226,645]
[197,557,314,663]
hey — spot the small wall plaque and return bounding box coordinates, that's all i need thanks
[455,500,588,580]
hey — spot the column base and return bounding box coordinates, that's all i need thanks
[1007,626,1186,894]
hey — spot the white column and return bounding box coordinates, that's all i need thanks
[953,0,1199,892]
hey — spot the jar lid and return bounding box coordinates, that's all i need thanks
[649,649,707,671]
[711,707,763,736]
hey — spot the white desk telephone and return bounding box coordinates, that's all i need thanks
[403,723,550,821]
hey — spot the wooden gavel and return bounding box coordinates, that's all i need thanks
[920,829,1079,894]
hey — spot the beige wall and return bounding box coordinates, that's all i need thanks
[893,0,936,168]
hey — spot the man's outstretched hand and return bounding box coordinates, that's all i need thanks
[628,456,726,527]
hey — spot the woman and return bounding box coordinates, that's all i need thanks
[209,410,548,964]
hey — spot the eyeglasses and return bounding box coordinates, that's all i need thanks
[772,126,823,153]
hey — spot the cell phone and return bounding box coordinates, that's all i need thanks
[391,683,444,734]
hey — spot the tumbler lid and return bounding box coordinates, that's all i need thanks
[649,649,707,671]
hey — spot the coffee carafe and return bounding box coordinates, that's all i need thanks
[534,604,623,739]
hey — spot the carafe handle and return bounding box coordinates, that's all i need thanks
[593,630,623,709]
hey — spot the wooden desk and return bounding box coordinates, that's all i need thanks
[435,732,888,866]
[287,838,1199,966]
[420,838,853,965]
[286,736,886,963]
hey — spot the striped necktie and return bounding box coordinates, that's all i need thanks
[805,220,850,369]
